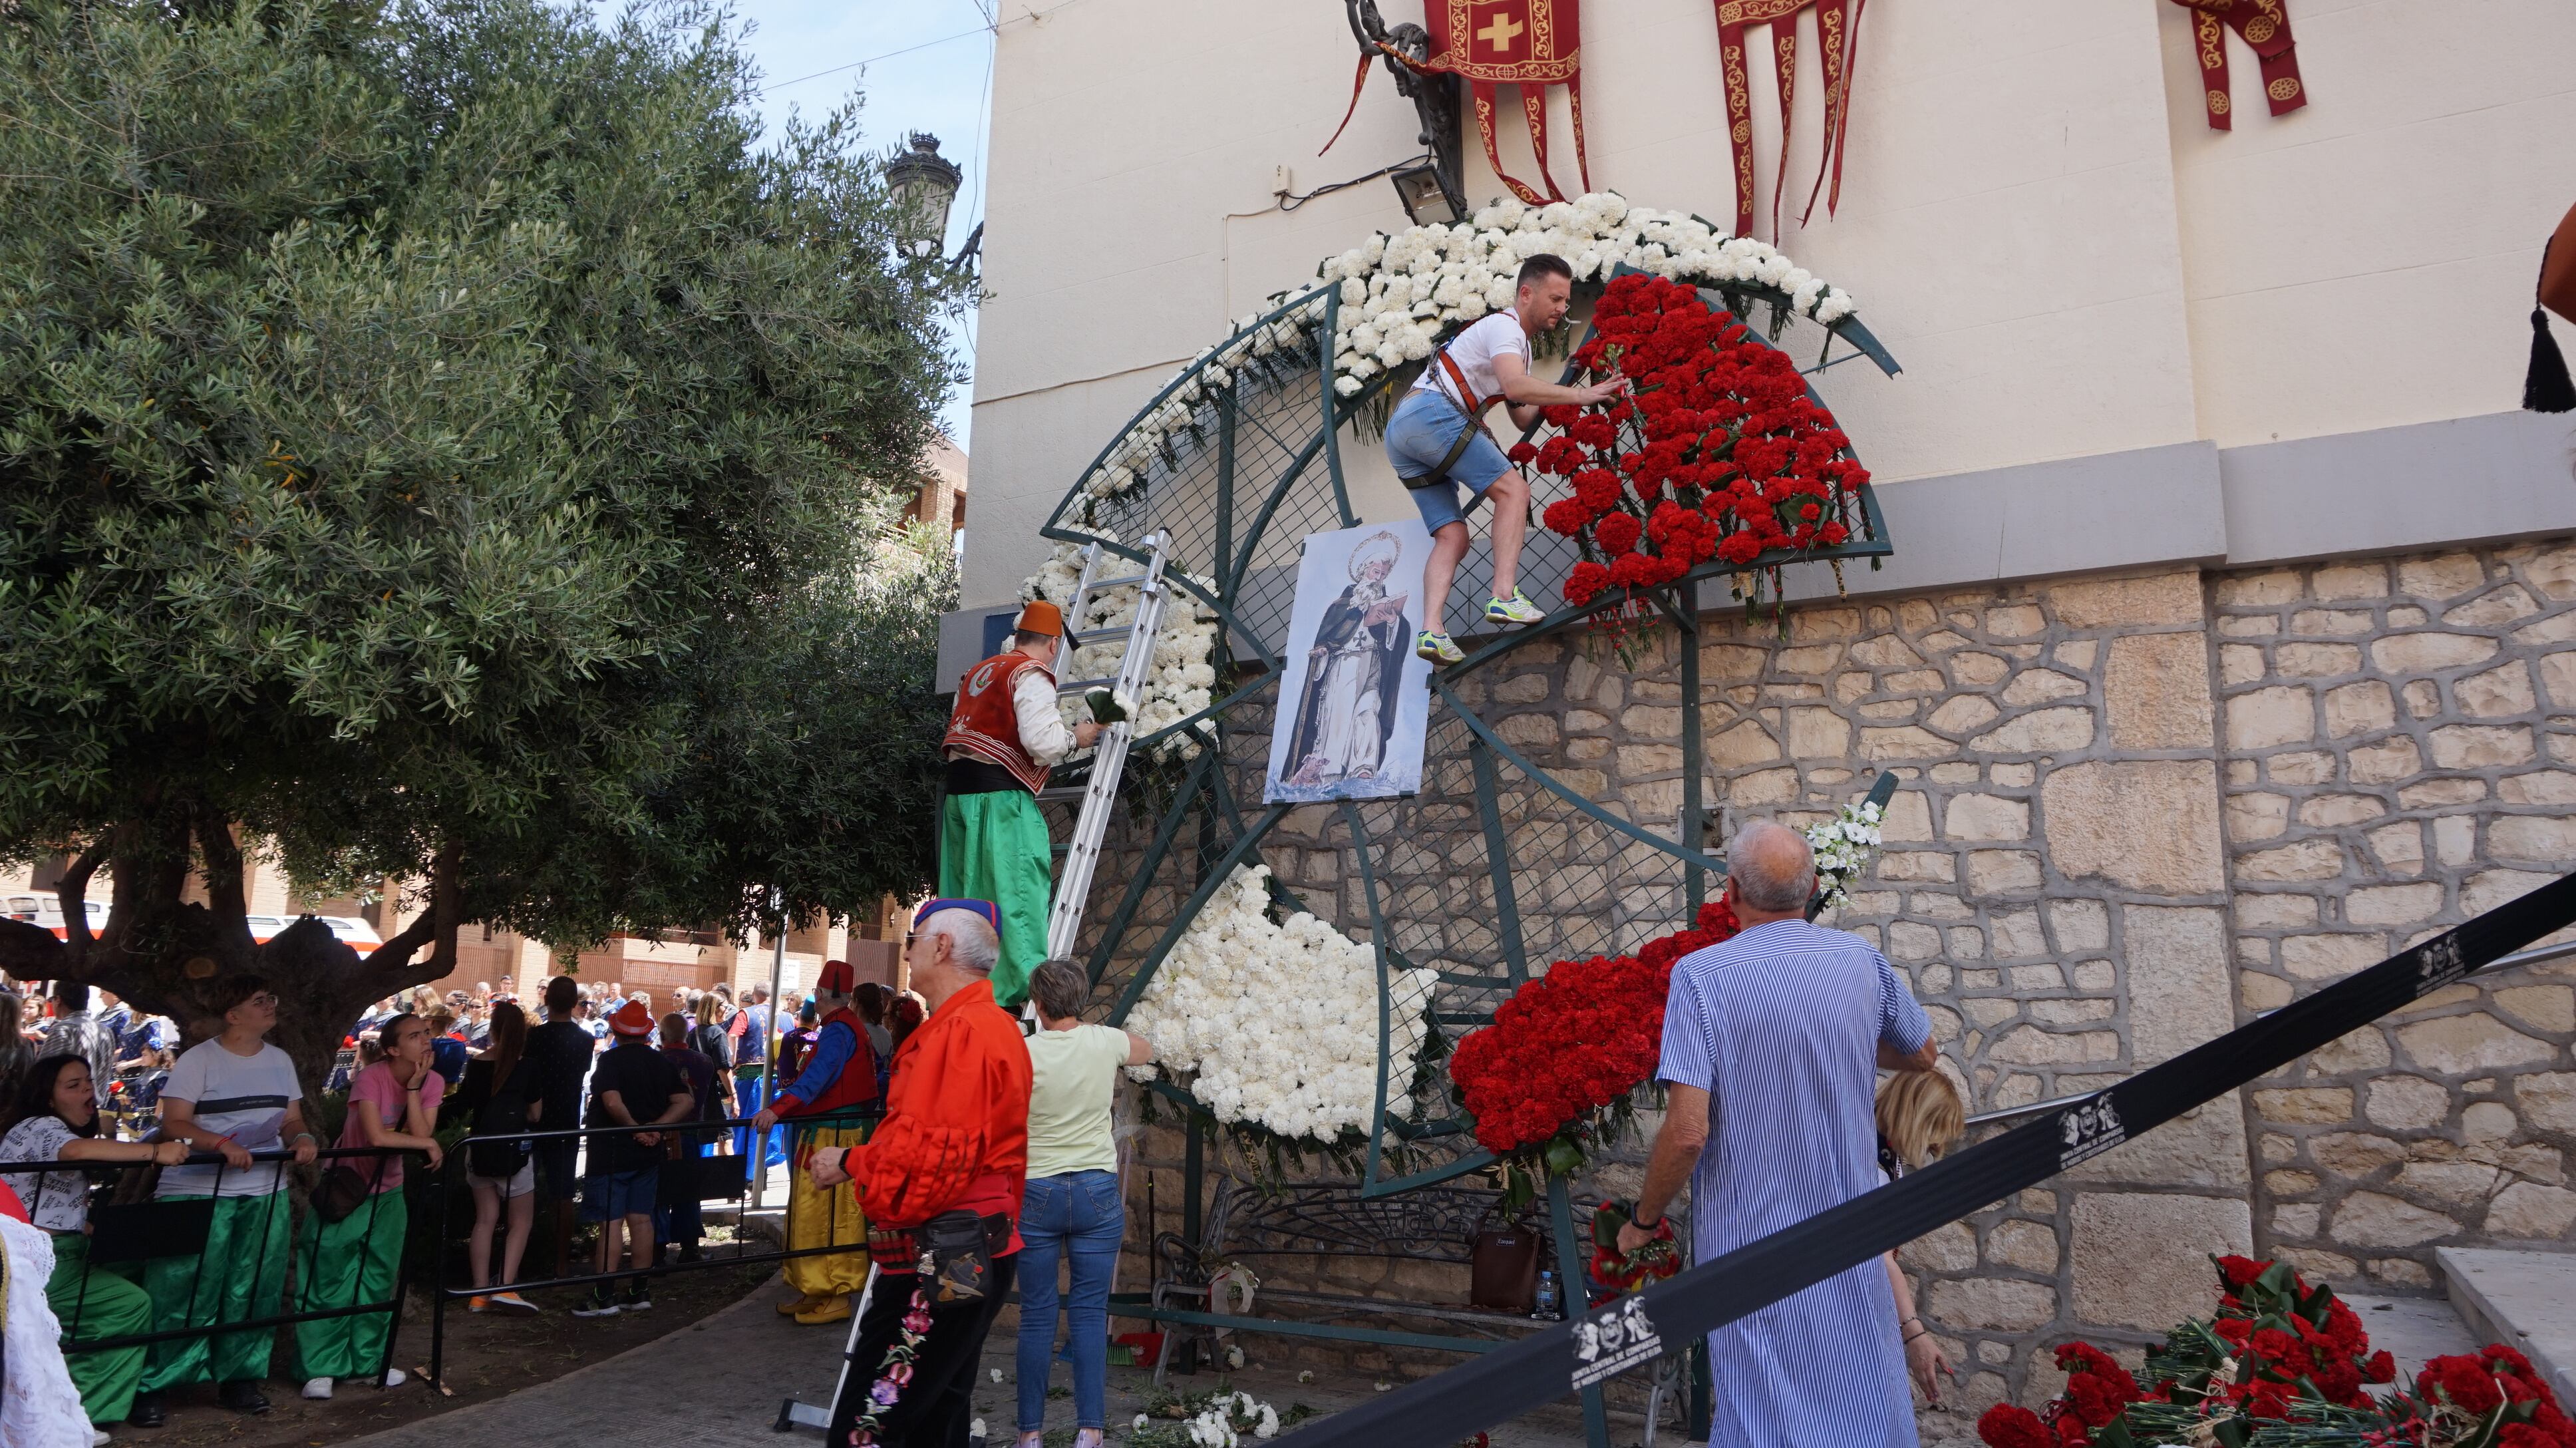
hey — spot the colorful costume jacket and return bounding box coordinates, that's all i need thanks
[834,978,1030,1232]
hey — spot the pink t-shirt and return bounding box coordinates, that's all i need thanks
[339,1061,444,1192]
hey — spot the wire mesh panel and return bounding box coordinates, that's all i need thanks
[1045,269,1899,1199]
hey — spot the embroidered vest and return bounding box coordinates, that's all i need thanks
[777,1010,880,1117]
[944,651,1054,796]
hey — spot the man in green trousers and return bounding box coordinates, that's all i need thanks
[939,598,1099,1007]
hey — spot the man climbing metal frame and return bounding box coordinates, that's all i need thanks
[938,600,1102,1008]
[1386,252,1628,664]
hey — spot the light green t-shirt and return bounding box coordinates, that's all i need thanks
[1023,1023,1130,1180]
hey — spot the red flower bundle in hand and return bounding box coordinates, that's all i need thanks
[1450,900,1742,1162]
[1531,273,1869,608]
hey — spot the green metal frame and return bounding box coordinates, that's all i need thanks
[1032,250,1903,1448]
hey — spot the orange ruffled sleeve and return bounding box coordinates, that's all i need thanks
[840,1010,985,1228]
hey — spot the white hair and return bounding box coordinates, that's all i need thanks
[919,908,1001,975]
[1726,820,1816,912]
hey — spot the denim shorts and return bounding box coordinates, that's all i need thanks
[581,1166,659,1221]
[1386,391,1512,533]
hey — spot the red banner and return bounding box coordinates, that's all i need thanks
[1712,0,1869,240]
[1420,0,1589,207]
[2172,0,2306,132]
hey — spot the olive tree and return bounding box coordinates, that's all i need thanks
[0,0,967,1083]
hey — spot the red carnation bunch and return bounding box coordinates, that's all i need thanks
[1450,900,1742,1164]
[1978,1255,2567,1448]
[2414,1344,2576,1445]
[1530,273,1868,608]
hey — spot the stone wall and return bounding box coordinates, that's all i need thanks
[1091,542,2576,1421]
[2212,545,2576,1288]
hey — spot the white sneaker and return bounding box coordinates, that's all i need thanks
[381,1368,408,1388]
[91,1431,112,1447]
[301,1377,334,1401]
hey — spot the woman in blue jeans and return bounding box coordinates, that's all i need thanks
[1016,960,1155,1448]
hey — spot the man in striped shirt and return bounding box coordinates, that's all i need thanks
[1622,819,1943,1446]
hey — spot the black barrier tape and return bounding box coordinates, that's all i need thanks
[1276,870,2576,1448]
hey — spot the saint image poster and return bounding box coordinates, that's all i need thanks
[1265,521,1436,803]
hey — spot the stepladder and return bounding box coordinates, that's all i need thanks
[1039,531,1174,969]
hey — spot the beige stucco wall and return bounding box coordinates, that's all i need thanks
[967,0,2576,610]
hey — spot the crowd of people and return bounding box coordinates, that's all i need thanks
[0,958,950,1443]
[1,821,1962,1448]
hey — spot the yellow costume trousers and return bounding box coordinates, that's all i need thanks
[784,1121,872,1299]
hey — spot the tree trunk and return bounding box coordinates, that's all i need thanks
[0,801,464,1108]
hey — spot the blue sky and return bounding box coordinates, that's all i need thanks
[733,0,1000,446]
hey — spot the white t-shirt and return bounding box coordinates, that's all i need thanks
[157,1038,301,1198]
[1409,311,1529,413]
[0,1117,90,1232]
[1023,1024,1131,1180]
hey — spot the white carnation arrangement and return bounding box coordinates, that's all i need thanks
[1023,533,1222,752]
[1805,799,1885,915]
[1320,191,1857,400]
[1124,864,1436,1143]
[1064,190,1857,515]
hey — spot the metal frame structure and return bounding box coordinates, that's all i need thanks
[1033,263,1902,1445]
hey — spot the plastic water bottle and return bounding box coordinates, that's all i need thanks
[1533,1268,1560,1320]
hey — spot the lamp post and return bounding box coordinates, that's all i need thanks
[884,131,964,261]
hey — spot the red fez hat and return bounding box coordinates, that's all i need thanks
[608,999,655,1036]
[818,959,854,994]
[1015,600,1064,637]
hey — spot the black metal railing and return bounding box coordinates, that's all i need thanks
[422,1105,882,1385]
[0,1141,419,1385]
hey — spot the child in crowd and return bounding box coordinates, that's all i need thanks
[296,1011,442,1400]
[1875,1070,1965,1409]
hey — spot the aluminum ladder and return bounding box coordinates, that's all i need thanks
[1039,530,1173,965]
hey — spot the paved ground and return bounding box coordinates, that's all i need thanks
[335,1266,1640,1448]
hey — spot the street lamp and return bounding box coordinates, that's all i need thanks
[884,132,964,260]
[1389,158,1463,228]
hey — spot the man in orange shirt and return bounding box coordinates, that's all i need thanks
[811,900,1031,1448]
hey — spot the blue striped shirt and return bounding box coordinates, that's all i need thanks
[1657,918,1933,1447]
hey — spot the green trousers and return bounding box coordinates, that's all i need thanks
[46,1234,151,1425]
[939,787,1054,1008]
[295,1188,408,1380]
[142,1192,293,1391]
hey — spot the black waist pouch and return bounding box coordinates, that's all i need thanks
[913,1210,1013,1306]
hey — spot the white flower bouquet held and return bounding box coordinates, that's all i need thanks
[1123,864,1436,1143]
[1805,799,1885,915]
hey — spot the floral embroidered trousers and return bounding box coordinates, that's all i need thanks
[826,1255,1018,1448]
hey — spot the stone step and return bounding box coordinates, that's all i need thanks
[2435,1247,2576,1409]
[2338,1292,2480,1387]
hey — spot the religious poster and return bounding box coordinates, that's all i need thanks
[1265,522,1436,803]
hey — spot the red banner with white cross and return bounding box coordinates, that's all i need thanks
[1421,0,1589,208]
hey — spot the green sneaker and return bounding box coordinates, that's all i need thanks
[1416,630,1465,665]
[1485,589,1545,626]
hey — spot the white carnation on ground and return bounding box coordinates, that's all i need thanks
[1126,864,1435,1141]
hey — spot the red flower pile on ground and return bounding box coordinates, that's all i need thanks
[1977,1255,2440,1448]
[1450,898,1740,1158]
[1516,273,1869,608]
[2416,1344,2576,1445]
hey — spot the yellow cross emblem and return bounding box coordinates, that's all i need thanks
[1478,9,1524,52]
